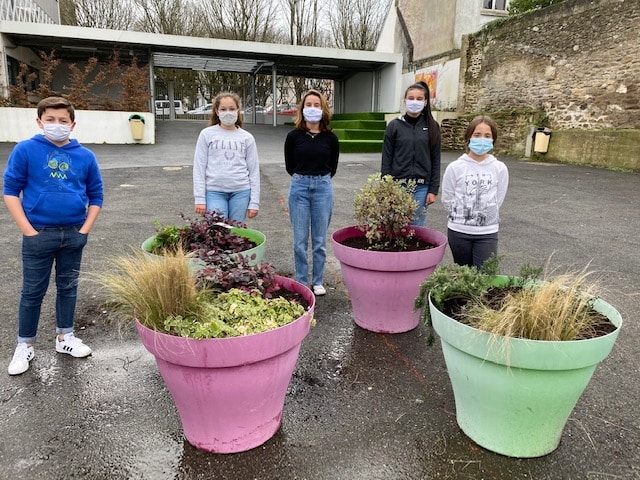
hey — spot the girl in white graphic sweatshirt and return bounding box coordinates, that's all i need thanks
[441,115,509,268]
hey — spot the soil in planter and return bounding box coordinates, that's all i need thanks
[340,235,436,252]
[442,286,617,340]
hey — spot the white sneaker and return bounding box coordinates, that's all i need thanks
[8,343,35,375]
[55,333,92,358]
[313,285,327,296]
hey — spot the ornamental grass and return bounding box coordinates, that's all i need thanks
[464,271,603,341]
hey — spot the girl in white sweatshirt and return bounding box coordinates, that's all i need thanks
[441,115,509,268]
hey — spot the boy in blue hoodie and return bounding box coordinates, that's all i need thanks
[3,97,104,375]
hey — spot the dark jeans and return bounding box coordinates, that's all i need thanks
[447,229,498,269]
[18,226,88,343]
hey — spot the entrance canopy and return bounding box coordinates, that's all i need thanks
[0,20,402,114]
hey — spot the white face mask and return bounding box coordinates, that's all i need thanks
[43,123,71,142]
[303,107,323,123]
[405,100,425,114]
[218,110,238,126]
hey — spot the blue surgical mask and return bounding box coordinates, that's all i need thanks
[469,138,494,155]
[43,123,71,142]
[303,107,323,123]
[405,100,425,114]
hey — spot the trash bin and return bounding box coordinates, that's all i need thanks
[129,114,145,141]
[533,127,551,153]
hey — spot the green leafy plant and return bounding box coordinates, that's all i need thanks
[96,249,309,339]
[149,222,184,252]
[415,256,501,344]
[353,173,419,250]
[163,289,305,339]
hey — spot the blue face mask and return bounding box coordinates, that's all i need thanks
[469,138,494,155]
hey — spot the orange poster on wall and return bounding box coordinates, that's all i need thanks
[415,71,437,99]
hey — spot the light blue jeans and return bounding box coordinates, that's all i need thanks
[206,189,251,223]
[411,184,429,226]
[288,174,333,286]
[18,226,88,343]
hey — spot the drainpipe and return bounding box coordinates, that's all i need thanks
[272,66,277,127]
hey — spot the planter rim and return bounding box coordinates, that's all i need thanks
[331,225,448,272]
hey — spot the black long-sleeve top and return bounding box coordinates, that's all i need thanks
[381,115,441,195]
[284,129,339,177]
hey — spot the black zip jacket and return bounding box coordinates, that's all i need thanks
[381,115,441,195]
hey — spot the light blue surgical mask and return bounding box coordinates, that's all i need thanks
[405,100,425,114]
[469,138,494,155]
[43,123,71,142]
[303,107,323,123]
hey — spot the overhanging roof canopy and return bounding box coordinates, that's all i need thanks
[0,21,401,81]
[152,53,272,74]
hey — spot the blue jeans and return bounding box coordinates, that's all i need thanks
[288,174,333,286]
[18,226,88,343]
[411,184,429,226]
[447,229,498,268]
[206,189,251,223]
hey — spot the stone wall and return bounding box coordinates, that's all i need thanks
[459,0,639,170]
[440,110,543,155]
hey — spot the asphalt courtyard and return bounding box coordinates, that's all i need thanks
[0,120,638,480]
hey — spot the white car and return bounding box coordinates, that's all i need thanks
[243,106,266,115]
[155,100,185,115]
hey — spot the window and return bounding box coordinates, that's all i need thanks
[483,0,508,10]
[7,56,39,91]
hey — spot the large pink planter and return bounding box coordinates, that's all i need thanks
[135,275,315,453]
[331,226,447,333]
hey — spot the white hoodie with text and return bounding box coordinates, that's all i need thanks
[441,153,509,235]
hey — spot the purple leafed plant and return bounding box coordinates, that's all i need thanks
[196,255,282,298]
[179,211,255,260]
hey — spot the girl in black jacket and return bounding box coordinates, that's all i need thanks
[381,81,441,226]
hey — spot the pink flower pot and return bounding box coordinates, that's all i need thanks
[331,226,447,333]
[135,275,315,453]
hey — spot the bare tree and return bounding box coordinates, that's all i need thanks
[280,0,330,46]
[193,0,282,109]
[329,0,390,50]
[133,0,199,35]
[198,0,280,42]
[61,0,138,30]
[59,0,78,25]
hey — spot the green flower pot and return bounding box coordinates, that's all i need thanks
[429,282,622,458]
[142,227,266,268]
